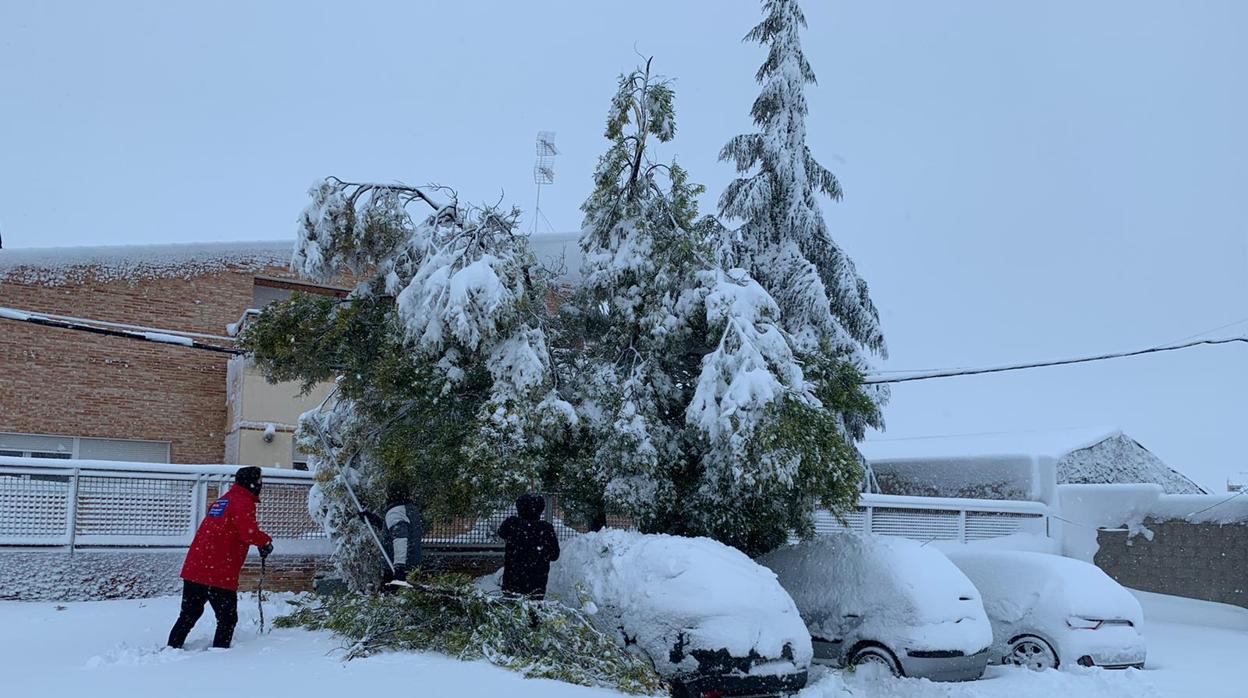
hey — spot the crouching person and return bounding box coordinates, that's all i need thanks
[497,493,560,599]
[358,485,424,586]
[168,466,273,649]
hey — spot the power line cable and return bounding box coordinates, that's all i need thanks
[864,336,1247,385]
[1161,316,1248,346]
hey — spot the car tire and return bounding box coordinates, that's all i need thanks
[1005,635,1059,671]
[848,644,903,678]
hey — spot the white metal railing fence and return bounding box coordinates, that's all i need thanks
[0,457,327,552]
[1,458,1051,553]
[812,492,1050,544]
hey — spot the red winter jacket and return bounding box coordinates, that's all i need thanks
[181,485,273,591]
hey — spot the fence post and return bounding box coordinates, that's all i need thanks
[958,509,968,544]
[191,476,206,544]
[66,468,81,554]
[863,506,874,534]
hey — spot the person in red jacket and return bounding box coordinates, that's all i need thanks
[168,466,273,649]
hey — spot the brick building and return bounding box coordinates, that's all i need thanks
[0,241,342,466]
[0,235,581,468]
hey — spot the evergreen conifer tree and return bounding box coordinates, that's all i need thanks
[567,60,867,555]
[244,184,572,589]
[719,0,887,443]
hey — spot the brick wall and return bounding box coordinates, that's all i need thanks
[239,555,335,593]
[1095,519,1248,608]
[0,266,289,463]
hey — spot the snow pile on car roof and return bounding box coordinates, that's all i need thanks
[950,551,1143,627]
[547,529,812,677]
[948,550,1145,667]
[0,240,293,285]
[759,532,992,654]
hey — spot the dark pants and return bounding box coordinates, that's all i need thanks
[167,580,238,649]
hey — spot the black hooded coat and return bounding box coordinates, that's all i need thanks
[497,494,560,598]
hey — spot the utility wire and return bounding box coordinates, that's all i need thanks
[1161,316,1248,346]
[864,336,1247,385]
[3,305,1244,384]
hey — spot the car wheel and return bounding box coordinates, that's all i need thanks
[1005,635,1059,671]
[848,645,902,678]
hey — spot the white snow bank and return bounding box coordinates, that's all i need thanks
[1132,590,1248,631]
[795,663,1163,698]
[4,593,1244,698]
[0,240,292,285]
[0,595,625,698]
[547,529,812,678]
[759,533,992,655]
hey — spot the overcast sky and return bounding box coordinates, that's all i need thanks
[1,1,1244,492]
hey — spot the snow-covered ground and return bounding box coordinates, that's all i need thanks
[2,589,1243,697]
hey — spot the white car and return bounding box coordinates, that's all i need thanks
[546,529,812,697]
[947,550,1146,670]
[759,532,993,681]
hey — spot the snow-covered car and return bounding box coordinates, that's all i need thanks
[546,530,812,697]
[758,532,992,681]
[947,550,1145,671]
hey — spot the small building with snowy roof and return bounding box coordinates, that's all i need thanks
[860,427,1205,505]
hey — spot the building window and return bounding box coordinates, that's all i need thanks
[252,276,349,308]
[0,433,170,463]
[0,450,73,459]
[292,442,311,471]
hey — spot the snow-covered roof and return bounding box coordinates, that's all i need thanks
[0,240,293,285]
[1,234,583,286]
[860,426,1124,463]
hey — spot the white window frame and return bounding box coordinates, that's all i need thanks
[0,432,171,463]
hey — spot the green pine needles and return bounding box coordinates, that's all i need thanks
[275,574,666,695]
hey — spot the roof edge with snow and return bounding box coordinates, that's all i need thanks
[0,240,295,286]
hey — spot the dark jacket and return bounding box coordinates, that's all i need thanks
[361,500,424,574]
[497,494,560,597]
[181,485,272,591]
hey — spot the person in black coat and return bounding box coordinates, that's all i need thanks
[497,493,560,599]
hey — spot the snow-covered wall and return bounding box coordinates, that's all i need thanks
[0,550,184,601]
[1056,483,1248,608]
[0,550,332,601]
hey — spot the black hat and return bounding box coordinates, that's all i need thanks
[516,493,544,521]
[235,466,263,497]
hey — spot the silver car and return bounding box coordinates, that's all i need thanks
[948,550,1146,670]
[759,532,993,681]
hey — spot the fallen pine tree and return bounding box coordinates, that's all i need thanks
[276,572,666,695]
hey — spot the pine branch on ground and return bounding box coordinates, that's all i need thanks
[275,572,667,695]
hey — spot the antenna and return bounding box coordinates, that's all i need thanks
[532,131,557,233]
